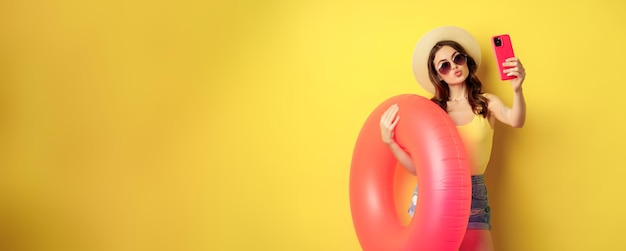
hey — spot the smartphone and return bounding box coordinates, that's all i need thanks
[491,34,516,80]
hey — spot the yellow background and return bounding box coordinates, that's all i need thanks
[1,0,625,250]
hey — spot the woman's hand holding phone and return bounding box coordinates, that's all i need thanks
[492,34,526,90]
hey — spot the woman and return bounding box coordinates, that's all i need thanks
[379,26,526,250]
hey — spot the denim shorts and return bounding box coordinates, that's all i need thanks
[408,175,491,230]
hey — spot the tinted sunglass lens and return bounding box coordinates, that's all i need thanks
[454,54,467,65]
[438,62,451,74]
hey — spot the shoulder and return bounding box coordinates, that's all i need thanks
[481,93,507,113]
[482,93,504,106]
[482,93,499,101]
[481,93,501,127]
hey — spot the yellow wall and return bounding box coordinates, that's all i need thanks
[1,0,625,250]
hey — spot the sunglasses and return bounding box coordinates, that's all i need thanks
[437,53,468,75]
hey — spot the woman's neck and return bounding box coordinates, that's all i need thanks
[448,84,468,101]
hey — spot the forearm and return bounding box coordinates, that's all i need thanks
[386,141,416,175]
[510,88,526,128]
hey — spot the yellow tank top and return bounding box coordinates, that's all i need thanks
[456,115,494,175]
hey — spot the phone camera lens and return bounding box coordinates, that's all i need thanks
[494,37,502,47]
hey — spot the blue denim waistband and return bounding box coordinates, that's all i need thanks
[471,174,485,185]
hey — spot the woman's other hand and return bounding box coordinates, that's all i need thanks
[380,104,400,145]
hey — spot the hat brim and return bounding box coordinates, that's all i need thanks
[412,26,481,94]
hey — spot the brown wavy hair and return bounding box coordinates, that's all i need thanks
[427,40,488,117]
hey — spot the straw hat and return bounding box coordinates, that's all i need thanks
[412,26,481,93]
